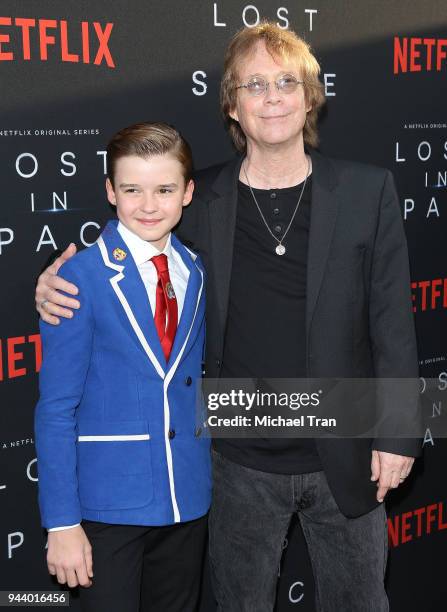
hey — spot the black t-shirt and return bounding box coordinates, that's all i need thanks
[213,176,323,474]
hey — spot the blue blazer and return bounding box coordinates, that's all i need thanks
[35,220,211,529]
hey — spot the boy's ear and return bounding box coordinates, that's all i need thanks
[106,178,116,206]
[182,179,194,207]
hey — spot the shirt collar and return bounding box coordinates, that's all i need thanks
[117,221,173,266]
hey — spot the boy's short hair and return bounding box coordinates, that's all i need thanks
[106,122,193,185]
[220,21,326,152]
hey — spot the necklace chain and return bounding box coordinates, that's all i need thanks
[242,157,311,255]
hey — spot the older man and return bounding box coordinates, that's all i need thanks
[36,23,420,612]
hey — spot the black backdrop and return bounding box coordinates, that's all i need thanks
[1,1,446,610]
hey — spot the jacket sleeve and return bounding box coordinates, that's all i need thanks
[369,170,423,457]
[34,259,94,528]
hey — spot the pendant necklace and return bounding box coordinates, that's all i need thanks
[243,157,310,256]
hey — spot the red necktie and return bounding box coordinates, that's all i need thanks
[151,254,178,361]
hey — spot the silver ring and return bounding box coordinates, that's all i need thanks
[40,299,49,310]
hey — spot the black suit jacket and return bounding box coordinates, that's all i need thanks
[176,149,421,518]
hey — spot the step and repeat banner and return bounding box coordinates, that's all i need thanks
[1,1,446,610]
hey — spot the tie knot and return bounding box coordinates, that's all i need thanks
[151,253,169,274]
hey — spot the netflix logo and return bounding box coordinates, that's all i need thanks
[388,501,447,547]
[394,36,447,74]
[0,17,114,67]
[0,334,42,382]
[411,278,447,313]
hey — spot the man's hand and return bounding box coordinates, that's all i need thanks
[47,525,93,588]
[36,243,80,325]
[371,450,414,503]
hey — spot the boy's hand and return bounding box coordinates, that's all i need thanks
[36,243,80,325]
[47,525,93,588]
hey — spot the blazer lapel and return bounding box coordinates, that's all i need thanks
[207,156,244,340]
[306,150,340,339]
[97,222,166,378]
[166,234,204,371]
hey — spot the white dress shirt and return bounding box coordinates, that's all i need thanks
[117,221,189,320]
[48,222,190,533]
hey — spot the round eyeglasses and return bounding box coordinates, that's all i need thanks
[235,74,303,96]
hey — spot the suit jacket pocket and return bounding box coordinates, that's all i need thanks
[325,247,366,305]
[77,419,153,510]
[325,246,366,272]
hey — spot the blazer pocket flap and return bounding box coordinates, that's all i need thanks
[76,419,153,510]
[77,419,150,440]
[326,247,366,272]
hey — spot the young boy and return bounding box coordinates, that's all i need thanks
[34,122,211,612]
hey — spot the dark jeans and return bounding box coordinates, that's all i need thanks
[209,450,388,612]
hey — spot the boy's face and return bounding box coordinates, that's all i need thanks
[106,153,194,250]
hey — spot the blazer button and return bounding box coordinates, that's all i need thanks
[216,359,221,367]
[168,429,176,439]
[185,376,192,386]
[195,427,202,438]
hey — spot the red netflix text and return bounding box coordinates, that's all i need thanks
[388,501,447,547]
[394,36,447,74]
[0,334,42,381]
[0,17,114,67]
[411,278,447,313]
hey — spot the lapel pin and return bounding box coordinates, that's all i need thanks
[165,281,176,299]
[113,247,127,261]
